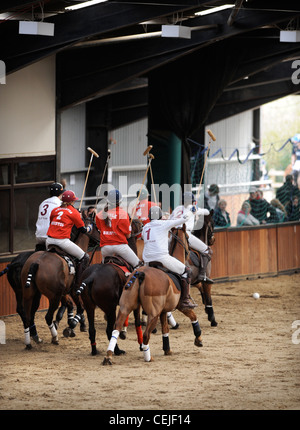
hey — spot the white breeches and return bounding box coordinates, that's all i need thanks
[101,244,140,267]
[146,254,186,275]
[46,237,85,260]
[187,231,208,253]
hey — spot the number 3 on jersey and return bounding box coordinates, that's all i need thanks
[40,204,49,216]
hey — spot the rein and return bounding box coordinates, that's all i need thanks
[169,228,190,259]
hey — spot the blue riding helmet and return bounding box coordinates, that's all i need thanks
[107,189,123,206]
[183,191,196,205]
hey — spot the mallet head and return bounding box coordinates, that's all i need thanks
[143,145,153,156]
[87,147,99,158]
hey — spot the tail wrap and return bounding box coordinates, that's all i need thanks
[25,263,39,288]
[124,271,145,290]
[0,265,10,277]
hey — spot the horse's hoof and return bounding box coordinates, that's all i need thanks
[164,350,172,356]
[102,357,112,366]
[119,331,127,340]
[211,320,218,327]
[194,338,203,347]
[32,335,43,344]
[171,323,179,330]
[25,344,32,350]
[80,325,87,332]
[139,344,143,352]
[70,329,76,338]
[52,337,59,345]
[152,328,157,334]
[91,348,98,356]
[63,327,72,338]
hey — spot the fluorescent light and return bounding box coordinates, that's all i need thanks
[65,0,107,11]
[195,4,234,16]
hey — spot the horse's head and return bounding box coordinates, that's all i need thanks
[131,218,143,238]
[193,209,215,246]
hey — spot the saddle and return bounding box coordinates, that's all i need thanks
[148,262,182,292]
[47,246,76,275]
[103,255,133,276]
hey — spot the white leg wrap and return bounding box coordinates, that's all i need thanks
[107,329,119,352]
[24,327,31,346]
[167,312,177,328]
[48,322,57,338]
[142,343,151,362]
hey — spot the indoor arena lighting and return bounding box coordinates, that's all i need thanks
[65,0,107,11]
[195,4,234,16]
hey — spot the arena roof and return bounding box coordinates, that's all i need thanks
[1,1,300,126]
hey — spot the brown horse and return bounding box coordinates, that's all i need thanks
[171,210,218,327]
[103,225,203,365]
[20,213,99,349]
[77,218,143,357]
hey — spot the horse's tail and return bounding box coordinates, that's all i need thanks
[124,270,145,291]
[0,264,10,277]
[75,273,95,296]
[24,262,39,288]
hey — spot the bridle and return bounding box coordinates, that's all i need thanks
[169,228,190,259]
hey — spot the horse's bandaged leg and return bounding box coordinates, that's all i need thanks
[162,333,170,352]
[48,322,57,338]
[107,329,120,352]
[167,312,177,328]
[192,320,201,338]
[142,343,151,362]
[24,327,31,346]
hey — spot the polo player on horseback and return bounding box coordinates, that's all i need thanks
[141,205,196,310]
[45,190,90,286]
[96,189,142,270]
[170,191,214,284]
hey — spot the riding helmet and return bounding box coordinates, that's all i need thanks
[148,206,162,220]
[50,182,64,197]
[183,191,196,205]
[137,188,149,200]
[107,189,123,206]
[208,184,219,195]
[62,190,79,203]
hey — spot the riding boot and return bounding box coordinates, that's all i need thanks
[75,253,90,288]
[177,267,198,310]
[198,251,214,284]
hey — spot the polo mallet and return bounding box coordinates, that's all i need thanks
[148,153,157,204]
[130,145,154,224]
[196,129,216,201]
[95,149,111,207]
[79,147,99,211]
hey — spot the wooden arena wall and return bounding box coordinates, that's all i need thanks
[0,222,299,317]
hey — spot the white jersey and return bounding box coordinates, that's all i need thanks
[170,204,209,232]
[35,196,61,239]
[141,214,190,262]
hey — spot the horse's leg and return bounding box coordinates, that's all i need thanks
[70,290,87,332]
[59,296,77,338]
[86,303,97,356]
[29,290,42,343]
[142,314,159,362]
[167,311,179,330]
[45,296,61,345]
[119,314,129,340]
[134,307,143,350]
[106,311,125,356]
[160,312,172,356]
[103,307,130,365]
[22,286,35,350]
[201,282,218,327]
[178,308,203,347]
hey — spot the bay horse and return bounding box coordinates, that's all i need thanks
[103,225,203,365]
[171,210,218,327]
[20,213,99,349]
[0,250,88,342]
[77,218,144,357]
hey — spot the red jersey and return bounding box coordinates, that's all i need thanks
[96,207,131,246]
[135,199,156,226]
[47,205,84,239]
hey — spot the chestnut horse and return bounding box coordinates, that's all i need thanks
[20,213,99,349]
[103,224,203,365]
[77,219,144,357]
[170,210,218,327]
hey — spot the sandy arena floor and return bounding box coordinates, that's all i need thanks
[0,273,299,411]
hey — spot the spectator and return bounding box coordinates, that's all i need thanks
[248,187,272,224]
[269,199,287,223]
[236,201,260,226]
[204,184,220,211]
[285,195,300,221]
[276,174,300,206]
[213,199,231,228]
[291,134,300,188]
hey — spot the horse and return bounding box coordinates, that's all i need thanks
[170,210,218,327]
[103,225,203,365]
[77,218,144,357]
[0,250,88,342]
[20,212,99,349]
